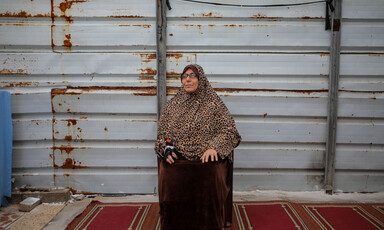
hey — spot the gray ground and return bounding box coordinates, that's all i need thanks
[2,190,383,230]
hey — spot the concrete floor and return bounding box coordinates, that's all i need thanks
[1,190,383,230]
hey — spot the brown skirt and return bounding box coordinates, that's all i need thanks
[158,158,232,230]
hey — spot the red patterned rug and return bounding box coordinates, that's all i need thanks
[66,201,384,230]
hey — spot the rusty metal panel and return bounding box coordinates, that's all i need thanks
[0,53,157,93]
[0,0,156,52]
[0,0,51,17]
[51,21,156,52]
[1,0,159,193]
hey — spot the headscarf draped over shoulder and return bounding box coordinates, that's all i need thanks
[155,64,241,161]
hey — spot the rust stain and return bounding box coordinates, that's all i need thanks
[59,158,87,169]
[66,119,77,126]
[63,34,72,50]
[139,67,157,75]
[169,33,173,36]
[52,86,158,96]
[52,118,57,140]
[302,16,324,19]
[167,53,183,59]
[184,24,202,30]
[51,0,55,19]
[0,11,50,17]
[139,53,156,63]
[65,135,72,141]
[251,14,282,21]
[53,172,57,185]
[59,0,87,23]
[104,127,108,132]
[166,87,180,96]
[79,116,88,119]
[51,25,56,50]
[0,68,27,75]
[67,108,71,113]
[1,81,36,87]
[108,15,144,18]
[253,13,268,18]
[166,71,180,76]
[134,89,156,96]
[264,113,268,118]
[59,0,86,15]
[64,173,70,177]
[52,145,75,155]
[50,0,55,50]
[222,24,244,28]
[51,88,82,96]
[139,76,155,81]
[191,12,222,18]
[66,187,78,194]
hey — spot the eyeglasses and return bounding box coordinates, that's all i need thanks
[181,73,198,80]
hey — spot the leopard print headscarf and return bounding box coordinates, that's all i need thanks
[155,64,241,161]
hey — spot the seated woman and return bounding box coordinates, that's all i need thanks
[155,64,241,230]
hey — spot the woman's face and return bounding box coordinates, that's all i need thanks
[182,68,199,93]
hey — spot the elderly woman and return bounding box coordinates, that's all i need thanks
[155,64,241,230]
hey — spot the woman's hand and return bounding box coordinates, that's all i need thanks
[166,152,178,164]
[201,149,218,163]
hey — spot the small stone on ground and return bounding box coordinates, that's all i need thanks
[19,197,41,212]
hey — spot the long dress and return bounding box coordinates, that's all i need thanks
[158,157,233,230]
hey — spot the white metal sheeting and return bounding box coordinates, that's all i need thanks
[1,0,383,193]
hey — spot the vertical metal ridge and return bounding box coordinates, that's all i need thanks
[325,0,342,194]
[156,0,168,119]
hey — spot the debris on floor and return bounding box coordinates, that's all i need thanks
[19,197,41,212]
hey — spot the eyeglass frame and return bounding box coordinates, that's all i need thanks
[181,73,198,80]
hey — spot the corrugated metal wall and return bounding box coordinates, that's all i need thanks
[335,0,384,192]
[1,0,158,193]
[0,0,383,193]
